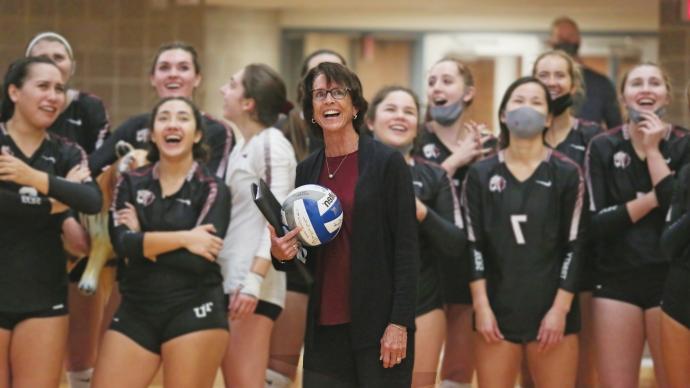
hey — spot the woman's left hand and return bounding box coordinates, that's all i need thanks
[114,202,141,232]
[379,323,407,368]
[638,111,667,152]
[0,154,43,187]
[229,289,258,321]
[536,306,567,352]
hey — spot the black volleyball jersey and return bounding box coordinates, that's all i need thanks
[90,112,234,179]
[550,119,602,167]
[0,124,102,312]
[586,125,690,273]
[660,164,690,270]
[463,150,584,332]
[49,91,109,155]
[411,157,465,292]
[110,162,230,313]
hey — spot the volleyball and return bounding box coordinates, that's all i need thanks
[281,184,343,246]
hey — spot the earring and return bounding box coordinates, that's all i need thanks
[311,118,316,124]
[353,113,358,119]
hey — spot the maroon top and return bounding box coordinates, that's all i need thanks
[316,151,358,325]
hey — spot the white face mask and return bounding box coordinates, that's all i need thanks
[504,107,547,139]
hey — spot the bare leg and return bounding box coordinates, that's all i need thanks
[65,282,107,372]
[91,331,160,388]
[0,329,10,388]
[576,291,597,388]
[222,314,275,388]
[474,334,522,388]
[644,307,669,388]
[593,298,645,388]
[661,311,690,388]
[268,291,307,380]
[412,308,446,387]
[162,329,229,388]
[100,281,121,339]
[526,334,578,388]
[440,304,475,384]
[11,316,68,388]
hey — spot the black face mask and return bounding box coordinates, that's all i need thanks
[553,42,580,57]
[552,94,573,116]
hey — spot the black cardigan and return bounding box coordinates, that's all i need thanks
[273,134,419,349]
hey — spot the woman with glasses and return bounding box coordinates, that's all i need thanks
[270,63,418,387]
[268,49,348,388]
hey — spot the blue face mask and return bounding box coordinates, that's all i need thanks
[626,106,666,123]
[429,100,464,126]
[504,107,547,139]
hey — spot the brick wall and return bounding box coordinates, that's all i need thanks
[0,0,206,127]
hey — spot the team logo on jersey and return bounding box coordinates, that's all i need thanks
[136,189,155,206]
[489,174,506,193]
[136,128,151,143]
[422,144,441,159]
[1,145,12,156]
[19,186,41,205]
[67,118,83,126]
[41,155,57,164]
[613,151,631,169]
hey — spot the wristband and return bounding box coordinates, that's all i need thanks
[241,271,264,298]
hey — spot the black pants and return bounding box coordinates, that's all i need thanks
[303,323,413,388]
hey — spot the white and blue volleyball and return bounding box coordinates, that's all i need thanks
[281,184,343,246]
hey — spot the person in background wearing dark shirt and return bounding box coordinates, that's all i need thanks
[367,85,465,387]
[92,97,230,388]
[549,16,623,130]
[532,49,602,388]
[25,31,112,388]
[586,63,688,388]
[89,42,233,180]
[0,56,102,388]
[270,62,418,387]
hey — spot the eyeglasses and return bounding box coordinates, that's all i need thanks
[311,88,350,101]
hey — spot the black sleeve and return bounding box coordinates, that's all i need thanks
[109,175,145,260]
[205,121,233,178]
[462,166,487,281]
[558,167,585,292]
[271,163,302,272]
[661,166,690,259]
[199,178,231,236]
[84,94,110,153]
[419,171,466,257]
[49,144,102,214]
[88,116,139,176]
[0,188,51,216]
[654,174,675,212]
[585,139,633,239]
[385,152,419,326]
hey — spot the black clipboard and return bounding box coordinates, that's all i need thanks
[251,179,313,285]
